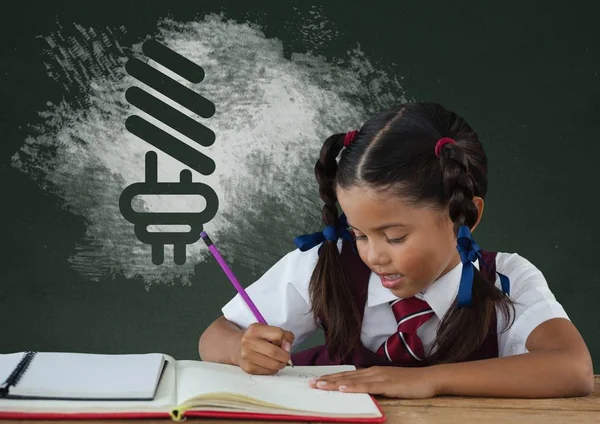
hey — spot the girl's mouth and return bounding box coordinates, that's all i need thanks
[377,273,406,289]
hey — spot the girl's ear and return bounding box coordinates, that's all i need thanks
[471,196,485,231]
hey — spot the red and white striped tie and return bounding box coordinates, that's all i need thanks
[377,297,435,363]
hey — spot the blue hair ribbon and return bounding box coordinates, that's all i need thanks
[456,225,510,307]
[294,214,354,252]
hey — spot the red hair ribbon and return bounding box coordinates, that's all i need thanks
[343,130,358,147]
[434,137,456,157]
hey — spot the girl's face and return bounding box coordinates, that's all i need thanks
[337,185,479,298]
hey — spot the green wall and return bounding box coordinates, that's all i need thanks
[1,0,598,371]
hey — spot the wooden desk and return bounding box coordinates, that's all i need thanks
[374,375,600,424]
[5,376,599,424]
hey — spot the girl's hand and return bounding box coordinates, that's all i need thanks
[236,323,295,375]
[308,366,438,399]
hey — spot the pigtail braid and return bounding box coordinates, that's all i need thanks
[438,144,479,231]
[309,134,362,360]
[428,141,514,364]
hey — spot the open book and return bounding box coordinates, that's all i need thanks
[0,351,385,422]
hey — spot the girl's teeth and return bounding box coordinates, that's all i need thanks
[384,274,402,280]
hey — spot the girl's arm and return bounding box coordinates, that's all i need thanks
[203,247,319,366]
[199,316,244,365]
[432,317,594,397]
[311,317,594,398]
[199,315,296,374]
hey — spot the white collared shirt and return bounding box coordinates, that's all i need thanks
[221,241,569,357]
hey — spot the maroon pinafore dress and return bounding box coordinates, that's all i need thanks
[291,241,501,367]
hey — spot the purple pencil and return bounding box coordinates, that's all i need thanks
[200,231,293,367]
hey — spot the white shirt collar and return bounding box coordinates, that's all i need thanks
[366,259,480,320]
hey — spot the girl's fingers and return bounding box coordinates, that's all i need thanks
[338,381,386,394]
[310,374,388,391]
[317,368,373,381]
[244,350,287,372]
[250,339,290,365]
[314,368,378,383]
[247,364,281,375]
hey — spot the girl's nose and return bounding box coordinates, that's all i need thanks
[366,242,391,267]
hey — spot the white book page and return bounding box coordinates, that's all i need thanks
[0,355,178,414]
[9,352,165,400]
[175,361,381,417]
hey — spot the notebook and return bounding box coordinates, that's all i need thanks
[0,351,385,422]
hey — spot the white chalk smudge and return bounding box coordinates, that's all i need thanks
[11,13,406,288]
[287,4,340,51]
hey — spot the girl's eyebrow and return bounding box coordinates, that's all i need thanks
[346,221,408,232]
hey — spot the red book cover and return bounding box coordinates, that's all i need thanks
[0,395,387,422]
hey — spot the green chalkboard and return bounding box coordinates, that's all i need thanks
[1,0,598,372]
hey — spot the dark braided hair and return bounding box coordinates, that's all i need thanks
[310,134,362,359]
[308,102,514,363]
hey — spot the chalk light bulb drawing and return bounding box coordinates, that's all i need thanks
[119,39,218,265]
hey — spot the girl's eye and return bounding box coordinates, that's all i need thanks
[348,228,366,240]
[387,236,406,244]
